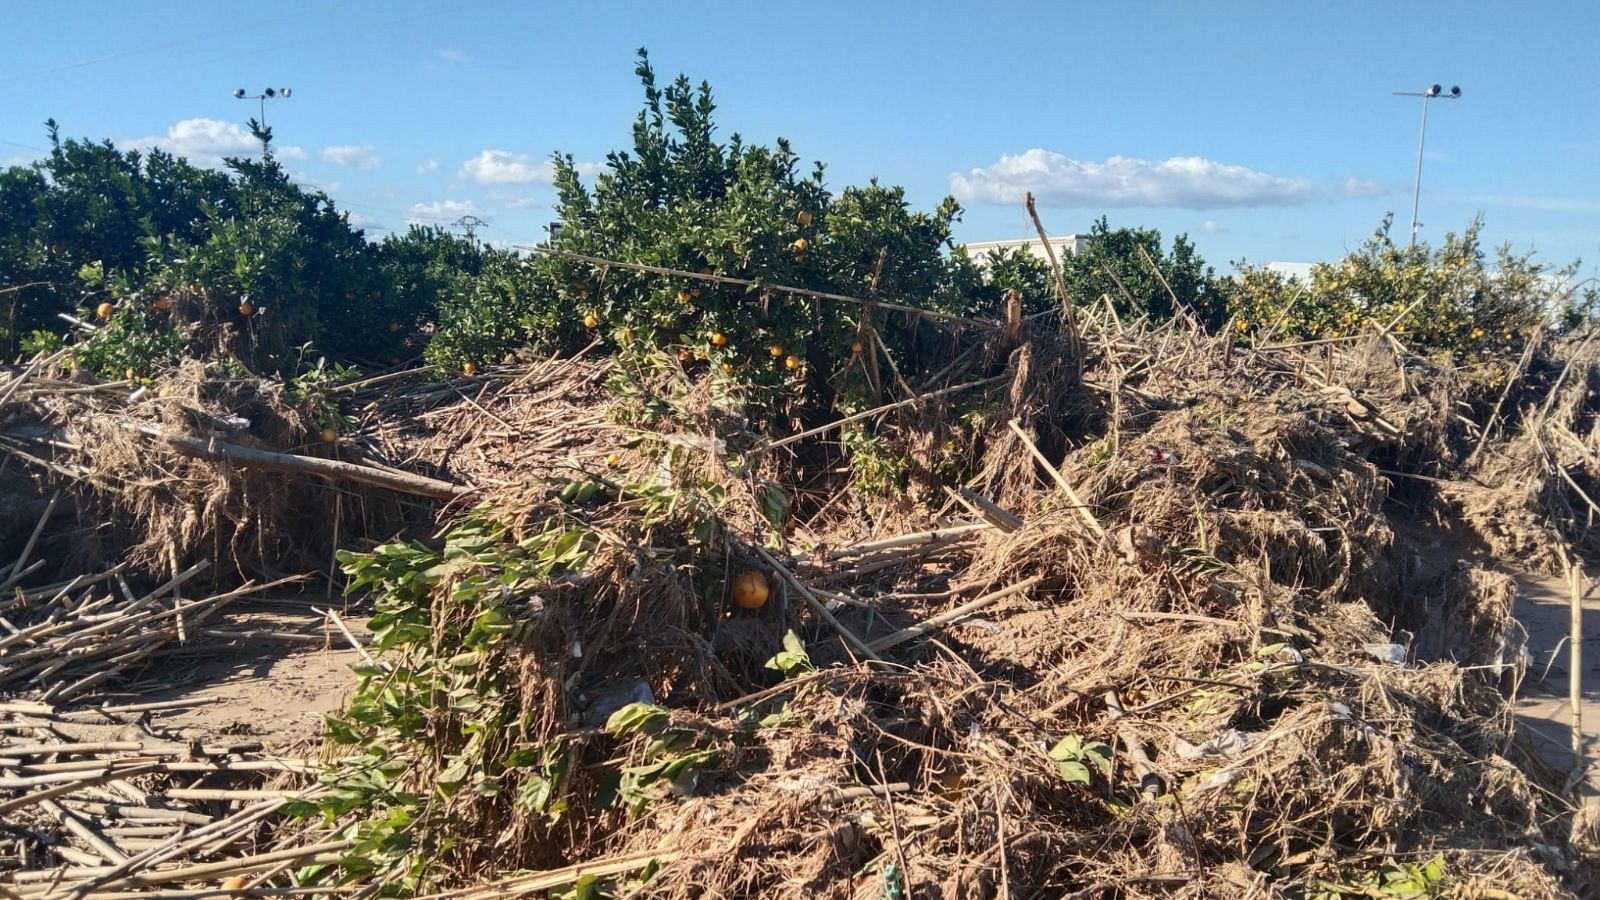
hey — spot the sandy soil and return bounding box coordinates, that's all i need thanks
[119,603,366,751]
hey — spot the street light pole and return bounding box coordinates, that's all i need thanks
[1394,84,1461,247]
[232,87,292,156]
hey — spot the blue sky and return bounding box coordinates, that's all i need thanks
[3,0,1597,275]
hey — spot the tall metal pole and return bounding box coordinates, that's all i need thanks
[1394,84,1459,248]
[1408,93,1430,248]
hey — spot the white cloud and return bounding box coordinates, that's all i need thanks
[459,150,606,186]
[407,199,483,225]
[1339,177,1387,198]
[950,149,1314,209]
[1200,219,1229,234]
[416,158,439,174]
[321,144,382,170]
[344,210,386,230]
[459,149,554,185]
[434,47,471,64]
[129,117,305,167]
[289,171,341,194]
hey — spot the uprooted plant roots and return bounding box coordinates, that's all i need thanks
[289,315,1600,898]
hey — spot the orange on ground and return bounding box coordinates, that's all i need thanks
[732,571,770,609]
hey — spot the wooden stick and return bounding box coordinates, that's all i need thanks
[1466,326,1542,466]
[1023,192,1082,365]
[753,545,881,662]
[759,376,1005,454]
[868,576,1044,651]
[160,788,306,801]
[41,797,128,864]
[0,764,161,816]
[56,793,313,895]
[417,848,682,899]
[1134,244,1192,325]
[143,427,470,500]
[0,741,143,758]
[958,487,1024,533]
[309,607,377,669]
[4,490,60,584]
[1558,547,1587,792]
[1007,419,1106,539]
[826,523,991,560]
[1105,689,1163,796]
[527,246,1000,330]
[7,840,353,887]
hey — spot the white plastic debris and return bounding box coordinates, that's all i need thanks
[1361,642,1407,665]
[1173,730,1257,760]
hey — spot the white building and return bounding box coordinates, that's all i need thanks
[1264,261,1316,281]
[963,235,1087,267]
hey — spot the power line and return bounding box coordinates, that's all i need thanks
[0,0,360,84]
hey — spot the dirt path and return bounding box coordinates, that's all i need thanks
[124,605,365,751]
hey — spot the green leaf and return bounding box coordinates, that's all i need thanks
[1056,759,1091,786]
[606,702,669,738]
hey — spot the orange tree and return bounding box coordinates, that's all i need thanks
[1226,215,1587,359]
[426,50,988,399]
[0,123,448,373]
[1058,217,1224,326]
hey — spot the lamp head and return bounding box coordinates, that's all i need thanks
[1450,85,1461,98]
[263,87,276,98]
[1427,84,1442,97]
[233,88,247,98]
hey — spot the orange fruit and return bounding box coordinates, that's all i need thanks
[238,301,255,316]
[796,210,813,226]
[153,295,173,311]
[320,426,338,443]
[784,355,802,371]
[95,302,114,319]
[462,362,477,375]
[791,238,809,252]
[851,341,864,353]
[677,349,692,362]
[583,313,599,329]
[124,367,137,380]
[677,290,692,304]
[769,344,785,358]
[711,332,728,346]
[221,875,250,891]
[606,453,620,467]
[732,570,769,609]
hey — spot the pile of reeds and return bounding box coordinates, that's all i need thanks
[286,304,1599,898]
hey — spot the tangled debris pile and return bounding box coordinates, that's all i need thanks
[3,298,1599,898]
[288,310,1596,897]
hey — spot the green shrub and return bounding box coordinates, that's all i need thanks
[1226,215,1587,359]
